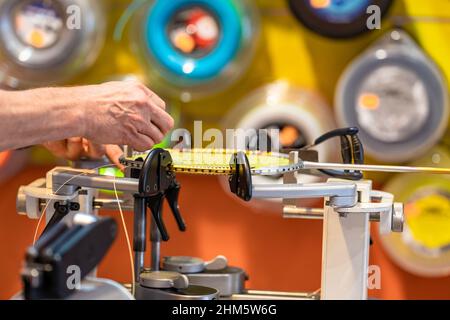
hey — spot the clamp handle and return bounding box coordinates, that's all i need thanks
[147,194,169,241]
[165,182,186,232]
[309,127,365,180]
[229,151,253,201]
[147,183,186,241]
[137,148,186,242]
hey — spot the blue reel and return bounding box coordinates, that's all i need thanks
[144,0,243,81]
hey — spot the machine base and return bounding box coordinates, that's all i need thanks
[135,284,219,300]
[184,266,247,297]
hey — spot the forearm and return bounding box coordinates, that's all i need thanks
[0,88,85,151]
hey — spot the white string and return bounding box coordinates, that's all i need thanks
[32,163,135,296]
[33,164,120,244]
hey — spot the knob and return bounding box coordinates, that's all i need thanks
[205,255,228,271]
[391,203,404,233]
[139,271,189,289]
[16,186,27,216]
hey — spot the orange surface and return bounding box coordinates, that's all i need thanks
[1,165,450,299]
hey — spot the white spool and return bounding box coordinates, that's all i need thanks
[379,147,450,277]
[221,81,338,210]
[0,0,106,89]
[336,29,449,163]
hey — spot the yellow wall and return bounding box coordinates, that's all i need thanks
[73,0,450,132]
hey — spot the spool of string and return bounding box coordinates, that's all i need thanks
[379,146,450,277]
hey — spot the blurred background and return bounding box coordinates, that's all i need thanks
[0,0,449,299]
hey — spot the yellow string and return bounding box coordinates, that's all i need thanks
[113,175,135,296]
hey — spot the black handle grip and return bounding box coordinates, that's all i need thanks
[229,152,253,201]
[340,135,353,164]
[147,194,169,241]
[165,183,186,232]
[351,135,365,164]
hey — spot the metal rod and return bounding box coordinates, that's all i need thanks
[252,182,356,199]
[94,198,133,210]
[303,161,450,174]
[283,206,324,219]
[133,197,146,282]
[124,146,134,178]
[245,290,317,298]
[52,169,138,193]
[283,206,382,221]
[150,216,161,271]
[232,290,318,300]
[134,252,144,282]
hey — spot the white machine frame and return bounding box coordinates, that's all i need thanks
[16,151,403,300]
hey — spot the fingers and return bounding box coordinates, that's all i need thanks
[105,145,124,170]
[137,83,166,110]
[42,138,85,161]
[43,138,126,171]
[64,138,86,160]
[134,91,174,143]
[90,81,174,149]
[136,122,165,145]
[149,106,175,136]
[132,82,173,132]
[83,139,106,159]
[130,132,155,152]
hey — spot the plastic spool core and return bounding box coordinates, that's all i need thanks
[167,6,221,58]
[288,0,393,38]
[136,0,259,99]
[307,0,370,23]
[13,0,65,50]
[380,147,450,277]
[256,123,308,181]
[0,0,105,88]
[356,65,429,143]
[336,30,449,163]
[403,188,450,256]
[246,123,308,156]
[222,82,338,209]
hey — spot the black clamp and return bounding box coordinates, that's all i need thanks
[229,128,365,200]
[22,216,117,300]
[303,127,365,181]
[229,151,253,202]
[38,202,81,238]
[134,149,186,243]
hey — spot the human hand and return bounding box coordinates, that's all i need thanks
[43,138,124,169]
[78,81,174,151]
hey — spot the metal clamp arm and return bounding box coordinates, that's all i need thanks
[136,149,186,242]
[165,182,186,232]
[252,182,357,208]
[147,193,168,241]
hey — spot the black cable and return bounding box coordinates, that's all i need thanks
[304,127,365,181]
[351,134,365,165]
